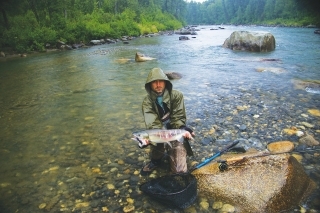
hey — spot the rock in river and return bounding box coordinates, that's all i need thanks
[135,52,156,62]
[223,31,276,52]
[192,150,317,213]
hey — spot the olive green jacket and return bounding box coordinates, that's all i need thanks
[142,68,186,129]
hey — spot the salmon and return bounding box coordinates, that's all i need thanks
[132,129,192,148]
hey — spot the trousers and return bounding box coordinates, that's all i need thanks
[150,140,187,173]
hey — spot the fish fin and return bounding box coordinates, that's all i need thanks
[166,142,173,148]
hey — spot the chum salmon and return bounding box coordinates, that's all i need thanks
[132,129,193,148]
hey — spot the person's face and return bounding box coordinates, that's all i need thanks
[151,80,165,94]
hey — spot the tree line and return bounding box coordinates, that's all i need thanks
[0,0,319,53]
[186,0,320,26]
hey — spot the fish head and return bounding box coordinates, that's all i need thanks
[132,131,149,139]
[132,131,149,148]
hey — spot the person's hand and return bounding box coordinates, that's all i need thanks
[180,126,195,138]
[137,138,150,148]
[183,131,194,140]
[180,126,195,136]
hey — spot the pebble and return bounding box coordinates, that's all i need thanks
[110,167,118,172]
[308,109,320,116]
[107,184,115,190]
[0,182,11,187]
[126,198,134,204]
[282,127,298,135]
[296,131,304,137]
[301,122,314,128]
[237,105,249,111]
[199,201,209,210]
[238,124,247,131]
[149,173,157,178]
[267,141,294,153]
[75,202,89,208]
[38,203,46,209]
[184,206,197,213]
[299,134,320,146]
[137,156,145,161]
[212,201,223,209]
[220,203,235,213]
[91,168,101,173]
[118,159,124,165]
[123,205,135,212]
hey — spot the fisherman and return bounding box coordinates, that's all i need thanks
[139,67,195,175]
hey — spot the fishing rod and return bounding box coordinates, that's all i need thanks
[190,140,240,172]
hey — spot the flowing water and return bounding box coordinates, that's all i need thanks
[0,25,319,212]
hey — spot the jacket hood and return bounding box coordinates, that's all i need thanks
[145,68,172,94]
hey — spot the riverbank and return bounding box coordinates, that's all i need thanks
[1,24,319,63]
[0,32,162,62]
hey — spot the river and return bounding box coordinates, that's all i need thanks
[0,25,319,212]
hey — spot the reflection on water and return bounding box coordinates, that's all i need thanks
[0,26,319,212]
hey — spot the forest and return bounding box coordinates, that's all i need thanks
[186,0,320,26]
[0,0,319,53]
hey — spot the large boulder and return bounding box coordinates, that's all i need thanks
[223,31,276,52]
[192,151,316,213]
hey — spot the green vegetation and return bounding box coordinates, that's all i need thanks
[0,0,319,53]
[0,0,185,53]
[186,0,320,26]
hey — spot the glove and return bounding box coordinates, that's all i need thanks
[180,125,193,134]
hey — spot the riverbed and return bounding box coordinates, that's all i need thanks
[0,25,319,212]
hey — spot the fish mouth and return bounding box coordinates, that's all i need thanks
[135,137,143,144]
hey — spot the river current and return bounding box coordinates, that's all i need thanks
[0,25,319,212]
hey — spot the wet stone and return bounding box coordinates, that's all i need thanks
[108,163,119,168]
[221,203,235,212]
[238,124,247,131]
[201,137,214,146]
[90,200,100,208]
[212,201,223,209]
[117,174,130,181]
[130,175,140,183]
[299,134,320,146]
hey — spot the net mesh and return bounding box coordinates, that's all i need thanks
[139,173,197,209]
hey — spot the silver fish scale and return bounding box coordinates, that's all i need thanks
[153,129,184,140]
